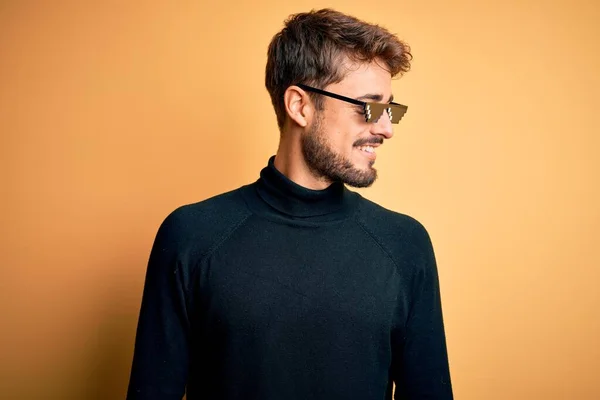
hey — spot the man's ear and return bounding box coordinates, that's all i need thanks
[283,86,313,128]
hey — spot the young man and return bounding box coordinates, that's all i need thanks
[127,8,453,400]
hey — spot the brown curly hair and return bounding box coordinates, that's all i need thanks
[265,8,412,130]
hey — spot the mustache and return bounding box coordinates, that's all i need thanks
[353,137,384,147]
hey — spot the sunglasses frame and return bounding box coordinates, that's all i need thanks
[296,84,408,124]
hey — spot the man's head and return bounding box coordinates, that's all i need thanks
[265,9,412,188]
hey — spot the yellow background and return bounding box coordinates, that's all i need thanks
[1,1,599,399]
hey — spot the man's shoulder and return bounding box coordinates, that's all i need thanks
[168,186,250,224]
[355,195,429,237]
[152,186,252,253]
[354,195,435,264]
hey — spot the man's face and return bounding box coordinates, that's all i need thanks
[301,60,395,188]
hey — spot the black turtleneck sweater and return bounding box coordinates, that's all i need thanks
[127,156,453,399]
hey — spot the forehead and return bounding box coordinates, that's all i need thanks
[327,59,393,97]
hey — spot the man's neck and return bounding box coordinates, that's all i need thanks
[273,145,333,191]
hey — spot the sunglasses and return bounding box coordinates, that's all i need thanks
[297,84,408,124]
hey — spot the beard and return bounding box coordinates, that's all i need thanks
[301,115,378,188]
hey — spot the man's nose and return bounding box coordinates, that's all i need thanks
[370,112,394,139]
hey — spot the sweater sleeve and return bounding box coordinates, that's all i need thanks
[392,222,453,400]
[127,211,191,400]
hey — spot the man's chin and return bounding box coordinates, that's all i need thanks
[340,167,378,188]
[344,179,376,189]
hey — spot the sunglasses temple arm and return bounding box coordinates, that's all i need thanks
[297,84,365,106]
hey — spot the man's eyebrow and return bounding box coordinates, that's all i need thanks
[356,93,395,103]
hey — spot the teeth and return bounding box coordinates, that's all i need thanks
[359,146,375,153]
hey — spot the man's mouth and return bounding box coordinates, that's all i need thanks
[355,142,382,160]
[357,145,376,154]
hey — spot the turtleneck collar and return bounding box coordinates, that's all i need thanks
[244,156,358,221]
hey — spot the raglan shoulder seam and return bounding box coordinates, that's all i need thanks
[187,196,254,279]
[353,216,401,271]
[198,211,252,264]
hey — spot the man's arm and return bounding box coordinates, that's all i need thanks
[127,211,191,400]
[392,222,453,399]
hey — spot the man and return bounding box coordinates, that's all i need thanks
[127,8,453,400]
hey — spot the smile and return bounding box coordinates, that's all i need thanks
[358,145,376,154]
